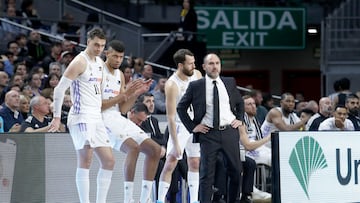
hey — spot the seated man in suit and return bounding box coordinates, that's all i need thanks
[137,93,167,192]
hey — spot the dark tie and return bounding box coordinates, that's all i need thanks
[213,80,219,129]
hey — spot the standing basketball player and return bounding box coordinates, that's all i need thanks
[49,28,114,203]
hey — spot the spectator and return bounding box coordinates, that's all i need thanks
[15,33,29,58]
[7,41,20,60]
[0,71,10,104]
[152,76,167,114]
[59,51,74,73]
[41,73,60,99]
[120,64,133,88]
[142,64,157,92]
[27,30,47,65]
[44,96,53,119]
[48,61,62,77]
[41,42,62,74]
[20,0,43,29]
[19,94,30,119]
[61,39,77,54]
[2,5,24,37]
[10,74,24,89]
[178,0,197,41]
[57,13,79,36]
[20,95,64,132]
[132,57,144,80]
[31,66,47,88]
[13,62,28,80]
[345,94,360,131]
[27,72,42,96]
[8,84,21,92]
[21,84,33,98]
[0,57,5,72]
[5,0,19,10]
[0,90,24,132]
[126,56,136,69]
[1,53,15,78]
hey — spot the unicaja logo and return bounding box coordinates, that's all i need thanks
[289,136,328,199]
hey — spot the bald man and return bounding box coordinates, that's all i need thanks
[305,97,332,131]
[0,90,23,132]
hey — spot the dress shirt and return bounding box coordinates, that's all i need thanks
[201,75,235,127]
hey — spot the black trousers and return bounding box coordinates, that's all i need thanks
[198,127,242,202]
[241,156,256,195]
[214,155,256,200]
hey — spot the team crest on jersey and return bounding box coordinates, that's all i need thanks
[117,80,121,84]
[99,66,102,71]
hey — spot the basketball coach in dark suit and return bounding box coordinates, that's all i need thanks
[177,53,244,202]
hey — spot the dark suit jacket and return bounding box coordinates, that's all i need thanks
[140,115,166,146]
[177,77,244,143]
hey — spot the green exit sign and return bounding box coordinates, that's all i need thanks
[195,7,306,49]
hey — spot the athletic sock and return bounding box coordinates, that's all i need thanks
[96,168,113,203]
[188,171,199,203]
[76,168,90,203]
[139,180,153,203]
[124,181,134,203]
[157,181,170,203]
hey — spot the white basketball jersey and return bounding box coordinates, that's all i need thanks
[101,65,121,113]
[261,107,300,136]
[168,73,198,122]
[68,51,104,124]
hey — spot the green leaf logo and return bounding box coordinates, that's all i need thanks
[289,136,328,199]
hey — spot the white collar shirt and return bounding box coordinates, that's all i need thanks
[201,75,236,127]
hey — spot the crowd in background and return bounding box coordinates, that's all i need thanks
[1,1,360,203]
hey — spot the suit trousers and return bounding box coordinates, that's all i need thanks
[198,126,242,202]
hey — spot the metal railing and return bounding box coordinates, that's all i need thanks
[143,31,206,61]
[0,17,86,48]
[65,0,143,57]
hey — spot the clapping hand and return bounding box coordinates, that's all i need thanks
[135,79,153,96]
